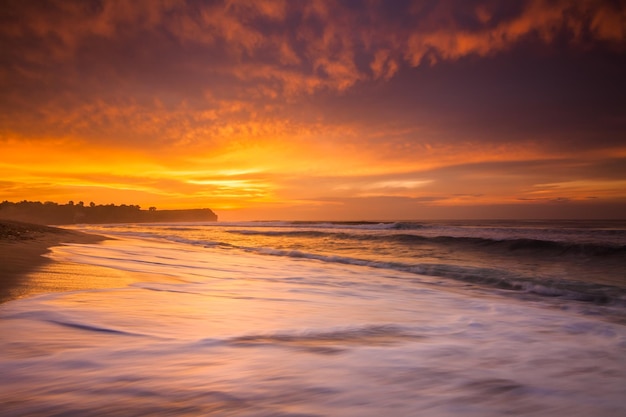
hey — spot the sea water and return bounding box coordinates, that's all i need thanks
[1,220,625,416]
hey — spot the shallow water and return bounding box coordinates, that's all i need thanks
[1,229,625,416]
[76,220,626,304]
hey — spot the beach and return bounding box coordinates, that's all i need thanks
[0,220,105,304]
[1,220,625,416]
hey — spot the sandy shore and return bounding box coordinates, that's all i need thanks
[0,220,106,303]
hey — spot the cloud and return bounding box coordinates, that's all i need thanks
[403,0,626,65]
[1,1,625,218]
[2,0,623,153]
[3,1,623,97]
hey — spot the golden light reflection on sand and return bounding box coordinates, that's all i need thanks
[9,251,178,304]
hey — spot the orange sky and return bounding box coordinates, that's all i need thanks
[1,0,625,220]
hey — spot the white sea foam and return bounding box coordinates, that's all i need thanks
[1,235,625,416]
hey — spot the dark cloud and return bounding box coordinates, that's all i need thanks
[2,0,624,141]
[1,0,625,218]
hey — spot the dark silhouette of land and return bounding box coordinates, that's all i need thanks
[0,201,218,225]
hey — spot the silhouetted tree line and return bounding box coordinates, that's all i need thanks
[0,201,217,225]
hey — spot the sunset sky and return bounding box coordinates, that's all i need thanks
[1,0,625,221]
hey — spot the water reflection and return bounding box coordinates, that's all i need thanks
[1,236,625,416]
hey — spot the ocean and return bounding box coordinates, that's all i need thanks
[1,220,625,416]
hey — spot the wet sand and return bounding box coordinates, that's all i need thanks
[0,220,106,303]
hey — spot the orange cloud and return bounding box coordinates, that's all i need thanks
[3,0,623,110]
[404,0,626,65]
[1,1,625,219]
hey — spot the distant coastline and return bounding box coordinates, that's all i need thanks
[0,201,217,225]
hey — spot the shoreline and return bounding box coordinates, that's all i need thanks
[0,220,106,304]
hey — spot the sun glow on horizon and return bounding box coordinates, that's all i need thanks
[1,1,625,220]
